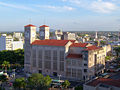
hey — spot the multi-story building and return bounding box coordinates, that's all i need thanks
[66,43,105,80]
[54,30,63,40]
[24,24,105,81]
[62,32,76,40]
[0,34,23,51]
[0,34,13,51]
[13,32,23,39]
[12,41,23,50]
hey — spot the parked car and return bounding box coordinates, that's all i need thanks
[99,73,110,78]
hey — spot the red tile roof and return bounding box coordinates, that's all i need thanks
[31,39,74,46]
[85,45,101,51]
[24,24,36,27]
[87,78,120,87]
[70,43,88,47]
[67,54,83,59]
[39,25,49,28]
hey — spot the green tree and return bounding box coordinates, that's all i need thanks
[62,80,70,88]
[114,46,120,57]
[0,49,24,66]
[0,75,8,82]
[13,77,26,90]
[2,61,10,73]
[13,37,19,41]
[0,75,8,89]
[27,73,52,90]
[100,41,106,45]
[105,56,112,61]
[75,86,83,90]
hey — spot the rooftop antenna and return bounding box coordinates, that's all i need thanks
[29,17,32,24]
[43,17,46,25]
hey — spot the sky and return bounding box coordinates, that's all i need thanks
[0,0,120,31]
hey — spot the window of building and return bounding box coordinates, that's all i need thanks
[77,69,82,78]
[66,60,71,65]
[45,61,51,69]
[72,60,76,66]
[66,68,71,77]
[38,60,42,68]
[53,50,57,61]
[32,49,36,67]
[38,50,42,59]
[72,68,76,77]
[39,70,42,73]
[60,51,64,61]
[32,49,36,58]
[53,61,57,70]
[77,60,82,67]
[84,69,87,73]
[44,50,51,60]
[32,58,36,67]
[84,64,87,66]
[60,62,64,71]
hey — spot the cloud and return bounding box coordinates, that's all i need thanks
[90,0,117,13]
[62,0,81,5]
[61,0,118,13]
[35,5,74,12]
[0,1,37,12]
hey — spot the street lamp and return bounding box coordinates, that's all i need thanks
[13,69,15,78]
[58,74,61,84]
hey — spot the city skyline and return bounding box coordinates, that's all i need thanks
[0,0,120,31]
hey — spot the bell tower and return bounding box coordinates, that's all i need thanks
[24,24,36,73]
[39,25,49,40]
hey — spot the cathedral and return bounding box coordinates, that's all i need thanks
[24,24,105,81]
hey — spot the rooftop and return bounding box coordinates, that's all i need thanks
[31,39,75,46]
[67,54,83,59]
[24,24,36,27]
[39,25,49,28]
[85,45,101,51]
[86,78,120,88]
[70,43,88,47]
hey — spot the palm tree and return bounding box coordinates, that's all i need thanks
[2,61,10,73]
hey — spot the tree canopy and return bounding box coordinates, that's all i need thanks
[27,73,52,90]
[2,61,10,72]
[62,80,70,88]
[114,46,120,57]
[0,49,24,65]
[13,77,26,90]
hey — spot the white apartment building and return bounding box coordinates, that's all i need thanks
[0,34,23,51]
[12,41,23,50]
[24,24,105,81]
[13,32,23,39]
[54,30,63,40]
[0,35,13,51]
[62,32,76,40]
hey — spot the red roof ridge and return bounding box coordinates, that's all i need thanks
[84,45,101,51]
[86,78,120,87]
[31,39,74,46]
[67,53,83,59]
[24,24,36,27]
[70,43,88,47]
[39,25,49,28]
